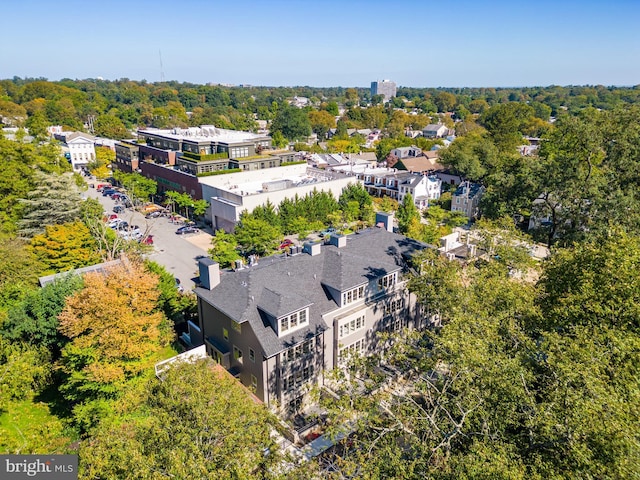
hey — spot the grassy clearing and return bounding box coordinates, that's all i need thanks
[0,398,75,454]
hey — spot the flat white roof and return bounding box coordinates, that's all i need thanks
[138,125,267,144]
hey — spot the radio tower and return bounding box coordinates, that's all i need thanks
[159,49,165,82]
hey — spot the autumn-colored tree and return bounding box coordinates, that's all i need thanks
[58,260,173,402]
[308,109,336,140]
[29,221,101,274]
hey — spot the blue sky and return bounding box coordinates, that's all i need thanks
[1,0,638,88]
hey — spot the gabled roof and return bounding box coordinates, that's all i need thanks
[399,155,444,173]
[195,228,429,357]
[423,124,446,132]
[257,287,313,319]
[65,132,95,142]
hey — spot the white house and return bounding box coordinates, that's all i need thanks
[56,132,96,171]
[422,124,448,139]
[398,174,442,209]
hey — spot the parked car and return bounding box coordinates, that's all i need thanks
[279,239,294,250]
[112,220,129,230]
[120,230,143,241]
[108,218,126,229]
[113,205,124,213]
[102,188,116,197]
[139,234,154,245]
[96,183,112,192]
[176,225,199,235]
[145,210,165,219]
[103,213,118,222]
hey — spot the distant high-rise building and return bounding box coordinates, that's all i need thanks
[371,79,397,103]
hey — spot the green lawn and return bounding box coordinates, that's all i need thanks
[0,399,74,454]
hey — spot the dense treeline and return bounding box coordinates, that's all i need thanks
[1,77,639,139]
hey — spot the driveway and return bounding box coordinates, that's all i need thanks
[85,184,213,290]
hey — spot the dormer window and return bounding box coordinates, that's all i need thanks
[342,285,366,306]
[378,272,397,291]
[278,308,309,336]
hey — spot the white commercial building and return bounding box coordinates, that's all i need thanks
[199,164,362,232]
[55,132,96,171]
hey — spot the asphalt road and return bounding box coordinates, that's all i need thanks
[84,184,213,290]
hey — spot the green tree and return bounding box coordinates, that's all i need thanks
[18,172,82,237]
[479,102,534,152]
[0,338,52,412]
[234,214,282,256]
[1,274,84,354]
[438,130,499,182]
[93,114,129,139]
[209,229,241,268]
[396,193,420,235]
[270,104,312,141]
[79,359,281,479]
[338,182,373,221]
[112,170,157,206]
[408,248,462,324]
[25,111,49,140]
[324,101,339,116]
[0,99,27,127]
[434,91,457,112]
[144,260,197,324]
[0,239,44,310]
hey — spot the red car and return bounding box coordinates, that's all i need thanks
[139,235,154,245]
[103,213,118,222]
[279,239,294,250]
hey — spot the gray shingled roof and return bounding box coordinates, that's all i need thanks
[195,228,429,357]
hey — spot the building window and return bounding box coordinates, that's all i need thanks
[338,338,365,365]
[302,365,314,382]
[341,284,366,306]
[339,315,366,338]
[288,396,303,413]
[232,320,242,333]
[283,375,292,392]
[251,375,257,393]
[384,298,405,315]
[249,348,255,362]
[378,273,397,290]
[223,328,229,341]
[233,345,243,363]
[278,308,308,334]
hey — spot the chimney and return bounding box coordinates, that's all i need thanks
[375,212,394,232]
[198,258,220,290]
[329,234,347,248]
[303,242,322,256]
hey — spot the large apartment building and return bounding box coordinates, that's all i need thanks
[113,126,277,199]
[191,227,431,414]
[370,79,397,103]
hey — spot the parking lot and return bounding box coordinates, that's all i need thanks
[85,183,213,290]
